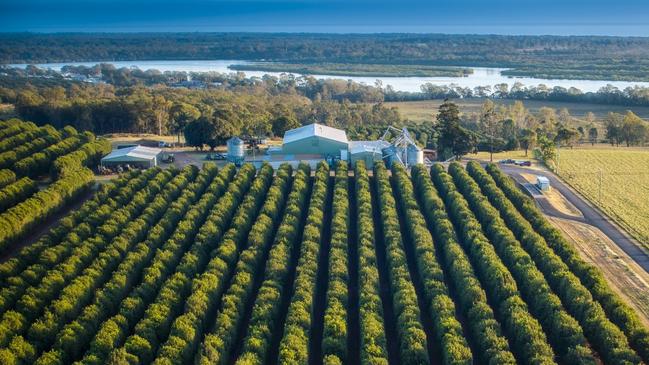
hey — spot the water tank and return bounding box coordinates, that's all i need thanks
[227,137,245,164]
[407,144,424,165]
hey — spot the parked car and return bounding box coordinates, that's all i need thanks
[514,160,531,166]
[499,159,515,164]
[161,153,175,163]
[205,153,226,161]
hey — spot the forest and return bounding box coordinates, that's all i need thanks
[4,33,649,81]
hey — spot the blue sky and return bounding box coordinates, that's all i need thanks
[1,0,649,35]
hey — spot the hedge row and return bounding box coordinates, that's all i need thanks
[51,138,112,179]
[0,169,178,364]
[0,164,95,252]
[13,130,88,178]
[373,161,429,365]
[35,165,216,364]
[463,161,640,364]
[321,161,350,364]
[0,169,174,350]
[233,165,313,365]
[354,161,388,365]
[485,163,649,363]
[0,170,143,283]
[0,119,24,131]
[115,164,259,364]
[429,164,556,365]
[196,164,307,365]
[411,165,516,365]
[391,164,472,364]
[0,169,16,189]
[448,163,600,364]
[277,162,331,365]
[0,134,62,171]
[0,177,38,213]
[0,125,56,155]
[144,163,273,364]
[78,164,236,365]
[0,121,37,141]
[0,170,156,312]
[155,164,290,365]
[22,167,199,364]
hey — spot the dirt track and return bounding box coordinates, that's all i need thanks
[493,164,649,325]
[500,165,649,273]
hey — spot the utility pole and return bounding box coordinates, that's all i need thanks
[555,143,559,175]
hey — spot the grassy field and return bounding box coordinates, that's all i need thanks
[556,147,649,247]
[385,99,649,124]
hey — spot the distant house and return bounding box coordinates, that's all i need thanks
[101,145,162,169]
[278,123,349,157]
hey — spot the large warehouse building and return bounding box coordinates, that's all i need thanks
[261,123,422,168]
[277,123,349,157]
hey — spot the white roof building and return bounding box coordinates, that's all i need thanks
[349,140,390,155]
[283,123,348,145]
[349,140,390,168]
[101,145,162,168]
[280,123,349,157]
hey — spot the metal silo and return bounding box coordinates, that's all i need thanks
[407,143,424,165]
[227,137,245,165]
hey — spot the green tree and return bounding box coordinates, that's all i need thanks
[184,118,216,151]
[537,135,557,170]
[588,126,598,145]
[170,102,201,144]
[435,99,476,160]
[480,99,500,161]
[519,128,537,156]
[605,112,624,146]
[621,111,648,146]
[271,105,301,137]
[555,126,580,148]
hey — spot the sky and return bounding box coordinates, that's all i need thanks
[1,0,649,36]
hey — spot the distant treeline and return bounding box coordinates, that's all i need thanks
[4,64,649,108]
[4,33,649,81]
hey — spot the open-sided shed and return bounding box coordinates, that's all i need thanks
[100,145,161,169]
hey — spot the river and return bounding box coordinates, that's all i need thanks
[9,60,649,93]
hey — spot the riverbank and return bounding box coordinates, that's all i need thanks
[229,62,473,78]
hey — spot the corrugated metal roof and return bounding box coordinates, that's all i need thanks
[283,123,348,145]
[349,140,390,155]
[101,145,161,162]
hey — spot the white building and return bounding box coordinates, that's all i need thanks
[276,123,349,158]
[101,145,162,169]
[349,140,390,168]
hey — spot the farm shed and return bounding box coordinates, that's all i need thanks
[349,140,390,168]
[100,145,161,169]
[279,123,349,157]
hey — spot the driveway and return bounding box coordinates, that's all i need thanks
[499,164,649,273]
